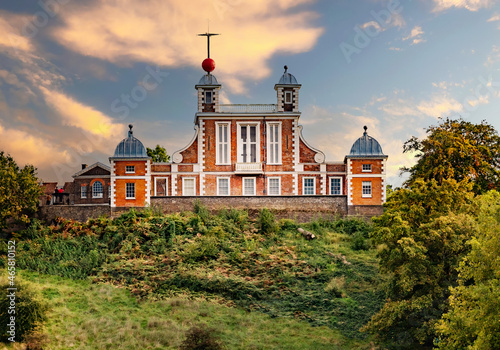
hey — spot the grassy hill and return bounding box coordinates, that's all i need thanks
[3,205,387,349]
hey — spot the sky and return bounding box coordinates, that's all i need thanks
[0,0,499,187]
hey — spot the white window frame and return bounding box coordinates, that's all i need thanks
[303,177,316,195]
[267,122,282,165]
[182,177,196,196]
[125,165,135,174]
[92,181,104,198]
[81,185,87,199]
[329,177,342,195]
[217,177,230,196]
[154,177,168,196]
[285,91,292,103]
[237,122,260,164]
[362,164,372,172]
[267,177,281,196]
[125,183,135,199]
[243,177,256,196]
[215,122,231,165]
[362,181,372,198]
[205,91,213,104]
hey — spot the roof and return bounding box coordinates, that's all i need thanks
[72,162,111,177]
[277,65,299,85]
[41,182,57,195]
[112,125,148,158]
[348,126,387,158]
[197,74,220,86]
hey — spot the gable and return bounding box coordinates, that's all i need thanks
[83,166,111,176]
[73,162,111,178]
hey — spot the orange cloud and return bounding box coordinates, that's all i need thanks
[0,13,34,52]
[51,0,324,93]
[39,87,126,138]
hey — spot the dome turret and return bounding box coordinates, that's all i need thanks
[348,126,386,157]
[113,125,148,158]
[278,65,299,85]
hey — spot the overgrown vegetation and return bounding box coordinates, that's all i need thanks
[5,207,383,348]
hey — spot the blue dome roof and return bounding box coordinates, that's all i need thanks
[113,126,148,158]
[349,127,386,157]
[198,74,219,85]
[278,66,299,85]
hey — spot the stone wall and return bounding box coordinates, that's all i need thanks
[37,205,111,224]
[347,205,384,217]
[148,195,348,222]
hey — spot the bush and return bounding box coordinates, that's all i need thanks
[334,218,372,237]
[179,325,225,350]
[278,218,298,231]
[256,208,277,235]
[0,275,48,343]
[350,231,370,251]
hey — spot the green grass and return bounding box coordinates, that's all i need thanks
[2,207,388,348]
[14,271,376,350]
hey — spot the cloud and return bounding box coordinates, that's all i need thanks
[402,26,425,45]
[485,45,500,66]
[39,87,125,138]
[0,13,34,52]
[0,122,71,169]
[50,0,324,94]
[431,0,495,12]
[488,12,500,22]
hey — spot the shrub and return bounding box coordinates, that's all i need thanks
[0,276,48,343]
[324,276,346,298]
[179,325,225,350]
[193,200,211,223]
[278,218,298,231]
[350,231,370,251]
[256,208,277,235]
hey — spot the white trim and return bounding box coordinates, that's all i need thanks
[81,185,87,199]
[172,126,199,163]
[329,176,343,195]
[285,91,292,104]
[72,175,111,179]
[302,177,316,195]
[237,122,260,164]
[146,160,151,206]
[113,176,149,180]
[182,177,196,196]
[217,177,230,196]
[349,174,383,178]
[266,122,282,165]
[297,125,325,164]
[110,160,115,207]
[215,122,231,165]
[154,177,168,196]
[362,181,372,198]
[92,181,104,198]
[243,177,256,196]
[267,177,281,196]
[72,162,110,178]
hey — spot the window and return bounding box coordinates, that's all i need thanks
[126,165,135,173]
[267,123,281,164]
[268,177,281,195]
[183,178,195,196]
[155,178,168,196]
[362,164,372,172]
[330,177,342,195]
[92,181,103,198]
[126,183,135,199]
[205,91,212,104]
[303,177,315,195]
[239,124,258,163]
[217,177,230,196]
[285,91,292,103]
[81,185,87,198]
[362,181,372,198]
[216,122,230,164]
[243,178,256,196]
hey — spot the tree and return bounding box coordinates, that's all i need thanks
[402,118,500,194]
[362,179,477,348]
[0,152,42,233]
[147,145,170,163]
[436,191,500,349]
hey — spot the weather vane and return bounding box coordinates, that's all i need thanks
[198,21,220,74]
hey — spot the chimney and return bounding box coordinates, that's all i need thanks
[81,164,88,170]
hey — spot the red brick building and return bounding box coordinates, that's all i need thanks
[109,66,388,212]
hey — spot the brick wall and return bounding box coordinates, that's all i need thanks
[351,177,383,205]
[181,138,198,163]
[37,205,111,224]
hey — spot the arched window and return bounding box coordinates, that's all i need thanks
[92,181,103,198]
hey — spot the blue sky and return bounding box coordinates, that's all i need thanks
[0,0,499,186]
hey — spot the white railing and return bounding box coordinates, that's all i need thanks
[219,104,278,113]
[235,162,263,173]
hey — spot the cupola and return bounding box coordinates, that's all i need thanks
[274,65,301,112]
[112,125,149,158]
